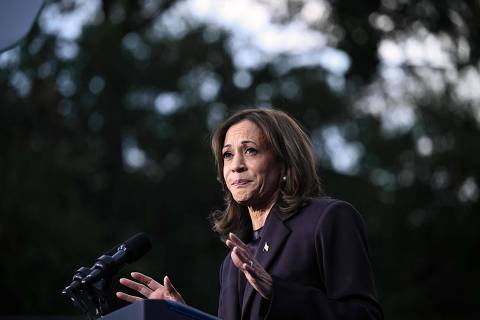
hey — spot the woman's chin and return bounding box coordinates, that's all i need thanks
[232,194,254,206]
[233,198,252,206]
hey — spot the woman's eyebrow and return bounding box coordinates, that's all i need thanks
[222,140,257,149]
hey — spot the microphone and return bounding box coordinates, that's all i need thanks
[62,267,93,295]
[62,244,119,295]
[80,232,152,286]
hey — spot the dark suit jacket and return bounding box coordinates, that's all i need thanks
[218,198,383,320]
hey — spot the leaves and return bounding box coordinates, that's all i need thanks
[0,0,478,318]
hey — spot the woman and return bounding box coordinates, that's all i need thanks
[117,108,383,320]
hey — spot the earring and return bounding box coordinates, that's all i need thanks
[282,176,286,181]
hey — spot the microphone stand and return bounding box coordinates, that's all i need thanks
[62,233,151,318]
[62,254,118,319]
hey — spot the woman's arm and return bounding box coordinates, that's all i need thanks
[265,201,383,320]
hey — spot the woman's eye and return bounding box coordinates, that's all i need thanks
[245,148,257,155]
[223,151,233,159]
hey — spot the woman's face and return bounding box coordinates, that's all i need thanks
[222,120,282,208]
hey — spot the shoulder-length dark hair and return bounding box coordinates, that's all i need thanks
[210,108,323,238]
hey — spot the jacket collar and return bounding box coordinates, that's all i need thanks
[240,204,292,318]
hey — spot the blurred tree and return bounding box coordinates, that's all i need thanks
[279,0,480,318]
[0,0,478,319]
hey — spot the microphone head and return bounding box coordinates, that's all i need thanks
[120,232,152,262]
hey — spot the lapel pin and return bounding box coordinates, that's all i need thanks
[263,242,269,252]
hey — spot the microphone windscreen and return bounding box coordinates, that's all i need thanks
[123,232,152,262]
[105,244,119,257]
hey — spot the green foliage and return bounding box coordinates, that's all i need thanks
[0,0,479,318]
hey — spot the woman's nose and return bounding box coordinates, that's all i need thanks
[231,154,246,172]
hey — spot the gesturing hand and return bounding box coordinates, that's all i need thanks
[116,272,185,304]
[226,232,272,300]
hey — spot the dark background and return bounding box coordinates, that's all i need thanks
[1,0,479,319]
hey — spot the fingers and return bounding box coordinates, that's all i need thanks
[230,247,245,270]
[226,235,273,300]
[164,276,177,295]
[118,272,164,298]
[131,272,162,290]
[119,277,153,298]
[244,262,261,280]
[226,233,253,265]
[232,248,273,300]
[226,239,235,250]
[164,275,186,304]
[234,246,251,266]
[227,233,258,275]
[116,291,143,304]
[231,246,254,272]
[244,264,273,300]
[228,233,249,251]
[116,272,186,304]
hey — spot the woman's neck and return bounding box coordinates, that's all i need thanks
[247,193,278,230]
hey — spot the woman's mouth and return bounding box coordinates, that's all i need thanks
[232,179,251,186]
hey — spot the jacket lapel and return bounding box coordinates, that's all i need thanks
[241,206,291,318]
